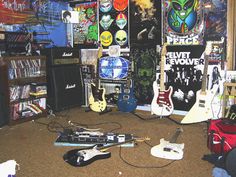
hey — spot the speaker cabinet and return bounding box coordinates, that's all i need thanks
[47,64,84,112]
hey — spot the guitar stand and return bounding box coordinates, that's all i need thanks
[99,107,112,115]
[84,106,112,115]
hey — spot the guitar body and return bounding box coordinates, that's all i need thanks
[89,83,107,112]
[63,146,111,167]
[150,138,184,160]
[117,82,137,113]
[151,81,174,116]
[181,86,218,124]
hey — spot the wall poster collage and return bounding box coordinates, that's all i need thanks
[162,0,227,115]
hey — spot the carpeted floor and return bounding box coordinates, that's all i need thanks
[0,107,215,177]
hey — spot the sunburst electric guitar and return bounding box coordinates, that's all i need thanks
[88,45,107,112]
[151,43,174,116]
[181,42,218,124]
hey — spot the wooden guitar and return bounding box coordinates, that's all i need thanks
[63,137,149,167]
[151,43,174,116]
[151,128,184,160]
[181,42,218,124]
[117,75,137,113]
[88,44,107,112]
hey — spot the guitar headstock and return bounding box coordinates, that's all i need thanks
[135,136,151,142]
[97,42,103,59]
[161,43,168,56]
[205,41,212,56]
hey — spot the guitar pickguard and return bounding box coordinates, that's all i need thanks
[151,81,174,116]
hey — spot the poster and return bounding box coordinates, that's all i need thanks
[164,0,204,45]
[165,45,205,111]
[131,46,158,105]
[204,0,227,41]
[165,45,224,113]
[98,0,129,49]
[129,0,162,46]
[73,1,98,47]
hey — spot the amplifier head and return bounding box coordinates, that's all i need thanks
[41,47,81,66]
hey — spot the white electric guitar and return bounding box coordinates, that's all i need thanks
[151,128,184,160]
[151,43,174,116]
[88,44,107,112]
[181,42,218,124]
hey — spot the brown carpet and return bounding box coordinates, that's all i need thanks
[0,107,214,177]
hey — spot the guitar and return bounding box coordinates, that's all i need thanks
[181,42,218,124]
[151,43,174,116]
[117,78,137,113]
[151,128,184,160]
[88,44,107,112]
[63,137,149,167]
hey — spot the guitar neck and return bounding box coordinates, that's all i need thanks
[97,138,135,151]
[169,128,183,143]
[201,54,209,93]
[159,44,167,91]
[94,44,103,86]
[160,54,165,91]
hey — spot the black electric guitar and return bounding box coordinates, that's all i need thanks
[88,44,107,112]
[63,137,149,167]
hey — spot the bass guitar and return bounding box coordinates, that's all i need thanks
[151,43,174,116]
[117,78,137,113]
[88,44,107,112]
[63,137,149,167]
[151,128,184,160]
[181,41,218,124]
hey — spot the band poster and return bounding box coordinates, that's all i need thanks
[165,45,224,112]
[163,0,204,45]
[98,0,129,49]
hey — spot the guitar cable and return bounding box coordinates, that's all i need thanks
[130,112,160,121]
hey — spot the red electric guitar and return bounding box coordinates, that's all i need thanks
[151,43,174,117]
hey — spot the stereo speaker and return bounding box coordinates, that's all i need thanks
[47,64,84,112]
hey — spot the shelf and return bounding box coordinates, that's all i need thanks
[0,55,47,125]
[9,76,46,85]
[9,111,47,125]
[10,95,47,105]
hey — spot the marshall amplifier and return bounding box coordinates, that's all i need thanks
[41,47,81,66]
[47,64,84,112]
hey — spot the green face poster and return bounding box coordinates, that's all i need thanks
[73,1,98,48]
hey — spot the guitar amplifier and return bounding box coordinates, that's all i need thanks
[41,47,81,67]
